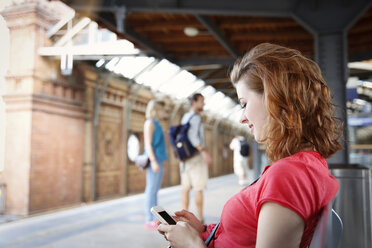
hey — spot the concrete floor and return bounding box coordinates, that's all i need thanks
[0,174,242,248]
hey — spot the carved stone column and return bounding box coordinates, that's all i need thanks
[0,15,9,185]
[1,0,85,215]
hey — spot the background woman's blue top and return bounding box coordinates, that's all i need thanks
[146,119,168,161]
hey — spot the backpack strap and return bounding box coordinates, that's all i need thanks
[186,113,203,147]
[186,113,197,123]
[187,113,203,141]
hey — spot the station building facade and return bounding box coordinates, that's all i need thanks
[0,1,244,215]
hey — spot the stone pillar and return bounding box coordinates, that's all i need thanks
[81,67,96,202]
[1,2,37,215]
[0,15,9,176]
[1,0,85,215]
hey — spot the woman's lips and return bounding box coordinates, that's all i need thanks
[249,124,254,133]
[249,124,253,129]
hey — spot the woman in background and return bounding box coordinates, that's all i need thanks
[143,100,168,229]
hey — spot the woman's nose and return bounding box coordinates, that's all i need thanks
[239,112,248,124]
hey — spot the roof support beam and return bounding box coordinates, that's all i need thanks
[227,90,238,98]
[213,82,234,90]
[70,0,293,17]
[175,57,235,67]
[182,64,222,71]
[197,68,222,80]
[90,11,171,60]
[47,9,75,38]
[124,25,169,59]
[349,50,372,62]
[38,41,140,57]
[220,89,236,98]
[203,70,227,86]
[195,15,239,58]
[205,78,231,84]
[115,7,126,33]
[54,17,91,47]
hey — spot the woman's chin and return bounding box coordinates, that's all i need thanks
[254,135,264,143]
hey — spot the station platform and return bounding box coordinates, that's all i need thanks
[0,174,242,248]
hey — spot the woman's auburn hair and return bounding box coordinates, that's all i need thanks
[146,99,165,119]
[230,43,343,162]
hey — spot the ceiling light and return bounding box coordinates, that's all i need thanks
[184,27,199,37]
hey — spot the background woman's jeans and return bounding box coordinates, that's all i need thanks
[145,160,164,222]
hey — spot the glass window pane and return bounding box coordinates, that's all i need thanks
[158,70,196,95]
[137,59,180,87]
[114,56,155,79]
[199,86,216,97]
[176,79,205,99]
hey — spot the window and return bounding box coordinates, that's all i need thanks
[127,134,140,162]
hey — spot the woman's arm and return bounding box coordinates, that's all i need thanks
[256,202,305,248]
[144,120,160,172]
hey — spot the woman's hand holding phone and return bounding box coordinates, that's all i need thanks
[174,210,205,233]
[158,222,206,248]
[152,207,206,248]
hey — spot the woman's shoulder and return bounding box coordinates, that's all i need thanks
[257,151,339,219]
[272,151,326,171]
[144,119,156,128]
[146,118,160,123]
[263,151,337,189]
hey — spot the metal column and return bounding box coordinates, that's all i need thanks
[315,31,349,164]
[292,0,370,165]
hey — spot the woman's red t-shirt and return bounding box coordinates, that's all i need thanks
[201,151,339,248]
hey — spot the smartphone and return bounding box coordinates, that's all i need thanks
[151,206,177,225]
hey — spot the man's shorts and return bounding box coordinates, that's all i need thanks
[180,153,208,191]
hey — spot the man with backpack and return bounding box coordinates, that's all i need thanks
[229,136,252,186]
[179,93,212,224]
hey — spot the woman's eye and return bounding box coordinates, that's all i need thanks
[240,103,246,109]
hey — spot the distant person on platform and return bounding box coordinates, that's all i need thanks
[229,136,253,186]
[143,100,168,229]
[180,93,212,224]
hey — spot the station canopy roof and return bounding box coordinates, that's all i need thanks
[49,0,372,121]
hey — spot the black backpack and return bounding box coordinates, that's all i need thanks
[240,140,250,157]
[169,114,199,161]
